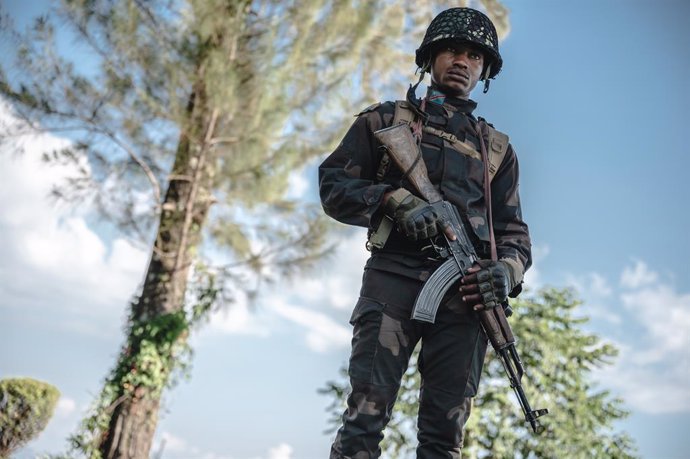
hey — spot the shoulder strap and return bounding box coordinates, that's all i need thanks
[482,122,510,182]
[422,125,481,161]
[393,100,417,125]
[387,103,511,183]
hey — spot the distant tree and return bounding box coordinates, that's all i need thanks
[321,288,638,458]
[0,378,60,458]
[0,0,509,457]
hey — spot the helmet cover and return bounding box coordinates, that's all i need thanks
[416,7,503,79]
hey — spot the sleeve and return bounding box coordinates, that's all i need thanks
[318,108,395,228]
[490,143,532,297]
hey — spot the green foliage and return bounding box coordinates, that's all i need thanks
[321,288,638,459]
[0,378,60,458]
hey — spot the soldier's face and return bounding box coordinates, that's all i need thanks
[430,43,484,99]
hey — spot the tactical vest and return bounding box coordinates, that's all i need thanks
[368,100,510,251]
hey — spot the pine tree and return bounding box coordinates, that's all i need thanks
[321,288,638,458]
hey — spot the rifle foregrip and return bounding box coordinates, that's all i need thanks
[479,309,508,349]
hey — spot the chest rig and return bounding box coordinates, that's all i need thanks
[368,100,510,251]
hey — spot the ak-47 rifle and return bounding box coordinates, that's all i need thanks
[374,123,548,434]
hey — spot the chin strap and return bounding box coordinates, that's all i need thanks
[483,63,492,94]
[406,71,430,142]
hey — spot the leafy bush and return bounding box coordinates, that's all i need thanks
[0,378,60,458]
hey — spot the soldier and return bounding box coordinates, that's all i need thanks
[319,7,532,459]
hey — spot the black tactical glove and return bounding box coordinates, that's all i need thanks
[384,188,446,241]
[459,260,514,311]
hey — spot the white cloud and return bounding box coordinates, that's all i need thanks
[271,299,351,353]
[620,259,658,289]
[207,277,354,353]
[565,271,613,299]
[580,261,690,414]
[564,271,621,324]
[0,101,147,334]
[158,431,191,454]
[582,303,622,325]
[543,250,690,415]
[208,292,272,337]
[594,354,690,415]
[522,243,549,290]
[55,396,77,417]
[267,443,293,459]
[156,432,293,459]
[156,431,236,459]
[295,229,369,311]
[589,272,613,297]
[207,228,367,353]
[620,284,690,365]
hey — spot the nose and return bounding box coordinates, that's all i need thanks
[451,51,470,68]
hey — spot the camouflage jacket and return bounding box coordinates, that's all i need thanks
[318,92,531,295]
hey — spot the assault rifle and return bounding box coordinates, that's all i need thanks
[374,123,548,434]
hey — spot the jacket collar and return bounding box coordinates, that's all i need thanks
[426,87,477,114]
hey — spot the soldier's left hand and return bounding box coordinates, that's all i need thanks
[459,260,511,311]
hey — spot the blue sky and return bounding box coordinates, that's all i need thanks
[1,0,689,458]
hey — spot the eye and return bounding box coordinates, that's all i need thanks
[469,51,482,60]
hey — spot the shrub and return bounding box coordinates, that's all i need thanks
[0,378,60,458]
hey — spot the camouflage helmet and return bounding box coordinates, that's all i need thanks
[415,7,503,79]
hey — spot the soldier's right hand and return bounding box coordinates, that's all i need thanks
[383,188,450,241]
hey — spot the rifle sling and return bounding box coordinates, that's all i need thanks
[475,120,498,262]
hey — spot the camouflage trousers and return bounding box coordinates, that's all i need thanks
[330,268,488,459]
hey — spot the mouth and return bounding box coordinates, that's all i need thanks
[446,70,469,83]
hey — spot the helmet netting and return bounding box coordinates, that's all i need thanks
[416,8,503,79]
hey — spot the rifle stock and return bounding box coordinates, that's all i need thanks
[373,124,442,203]
[374,123,548,434]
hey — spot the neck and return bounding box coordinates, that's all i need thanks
[426,87,447,106]
[430,82,470,100]
[426,85,476,104]
[425,85,477,114]
[431,82,471,99]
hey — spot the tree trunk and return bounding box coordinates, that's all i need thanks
[100,392,162,459]
[98,76,217,458]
